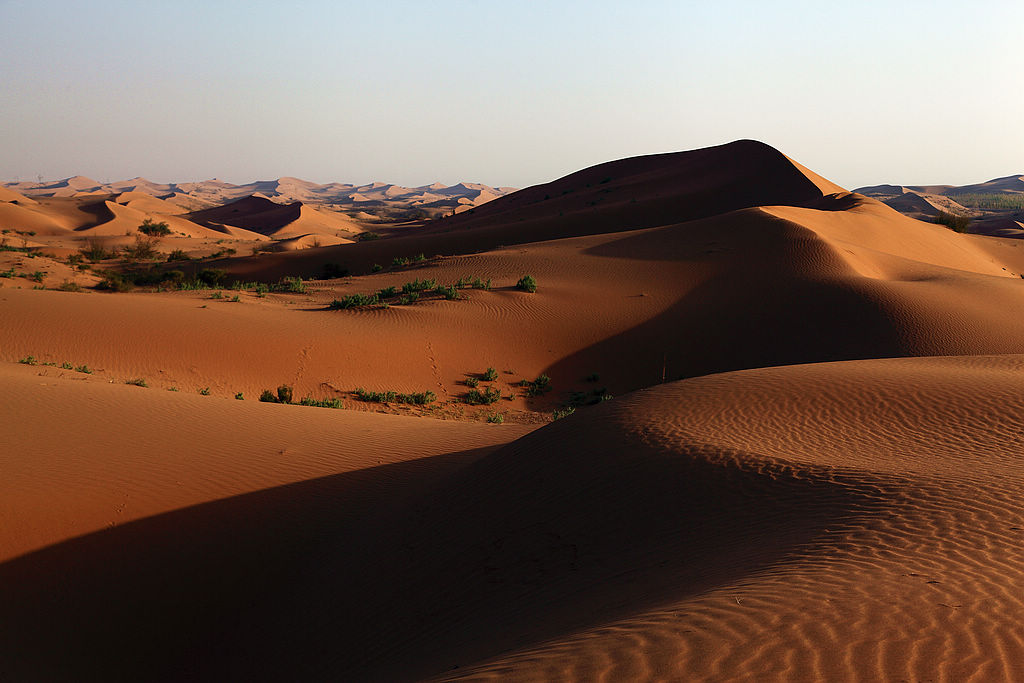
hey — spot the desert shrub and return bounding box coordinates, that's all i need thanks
[259,389,278,403]
[397,293,419,305]
[935,211,971,233]
[138,218,171,237]
[357,231,381,241]
[167,249,191,261]
[124,234,162,260]
[271,276,306,293]
[235,392,244,400]
[230,294,240,302]
[209,291,224,299]
[465,377,480,388]
[276,384,293,404]
[466,386,501,405]
[81,240,117,262]
[59,361,73,369]
[254,283,268,297]
[125,378,148,387]
[197,268,227,287]
[483,367,498,382]
[436,284,459,300]
[330,293,380,309]
[299,396,344,409]
[470,277,491,290]
[392,256,410,267]
[57,280,82,292]
[516,274,537,293]
[552,406,575,420]
[371,263,383,272]
[75,365,92,374]
[413,253,426,262]
[401,278,436,294]
[520,374,552,397]
[396,391,437,405]
[487,413,504,424]
[18,355,37,365]
[354,388,398,403]
[198,387,211,395]
[96,274,134,292]
[378,286,398,298]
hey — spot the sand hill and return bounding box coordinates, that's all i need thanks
[4,140,1024,680]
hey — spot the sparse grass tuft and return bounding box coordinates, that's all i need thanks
[125,378,148,387]
[271,276,306,293]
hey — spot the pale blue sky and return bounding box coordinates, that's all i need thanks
[1,0,1021,189]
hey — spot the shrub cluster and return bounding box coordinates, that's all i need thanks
[516,274,538,293]
[259,385,294,404]
[934,211,971,233]
[466,386,501,405]
[520,374,552,397]
[353,388,437,404]
[138,219,171,237]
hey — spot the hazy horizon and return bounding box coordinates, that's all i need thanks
[2,0,1021,190]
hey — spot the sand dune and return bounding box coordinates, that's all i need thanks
[4,140,1024,680]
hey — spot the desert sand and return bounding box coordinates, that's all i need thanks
[3,140,1024,680]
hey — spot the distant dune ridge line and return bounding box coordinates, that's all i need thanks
[4,140,1024,680]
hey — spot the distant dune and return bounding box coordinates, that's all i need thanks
[4,140,1024,680]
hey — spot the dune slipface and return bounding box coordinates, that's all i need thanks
[3,140,1024,681]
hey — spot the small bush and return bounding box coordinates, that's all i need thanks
[81,240,117,262]
[378,286,398,298]
[60,361,73,370]
[516,274,537,293]
[401,278,435,294]
[18,355,37,365]
[436,284,459,300]
[235,392,244,400]
[210,291,224,299]
[487,413,504,424]
[520,374,552,397]
[271,277,306,293]
[254,283,268,297]
[96,274,134,292]
[483,367,498,382]
[552,406,575,420]
[935,211,971,233]
[396,391,437,405]
[466,386,501,405]
[358,231,381,241]
[198,387,211,395]
[124,234,162,260]
[259,389,278,403]
[465,377,480,388]
[57,280,82,292]
[413,253,426,262]
[230,294,240,302]
[276,384,293,404]
[75,365,92,374]
[125,378,148,387]
[392,256,410,267]
[167,249,191,261]
[470,277,491,290]
[138,218,171,237]
[397,293,419,305]
[354,388,397,403]
[197,268,227,287]
[298,396,344,409]
[371,263,383,272]
[330,293,380,309]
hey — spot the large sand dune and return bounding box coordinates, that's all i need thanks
[3,140,1024,680]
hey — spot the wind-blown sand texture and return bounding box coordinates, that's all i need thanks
[3,140,1024,680]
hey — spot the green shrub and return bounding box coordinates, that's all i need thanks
[210,291,223,299]
[330,293,380,309]
[276,384,293,404]
[520,374,552,397]
[81,240,117,262]
[487,413,504,424]
[167,249,191,261]
[401,278,436,294]
[466,386,501,405]
[436,284,459,300]
[354,388,398,403]
[18,355,37,365]
[125,378,148,387]
[396,391,437,405]
[413,253,426,262]
[271,277,306,293]
[358,231,381,241]
[371,264,383,272]
[470,277,491,290]
[516,274,537,293]
[935,211,971,233]
[552,406,575,420]
[397,292,419,305]
[198,387,211,395]
[259,389,278,403]
[60,361,73,370]
[235,392,244,400]
[96,274,134,292]
[254,283,268,297]
[197,268,227,287]
[75,365,92,374]
[378,286,398,298]
[392,256,410,267]
[299,396,344,409]
[483,367,498,382]
[465,377,480,388]
[138,218,171,236]
[123,234,162,260]
[57,280,82,292]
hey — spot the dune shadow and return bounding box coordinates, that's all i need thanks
[0,428,890,682]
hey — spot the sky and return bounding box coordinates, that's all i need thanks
[1,0,1021,190]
